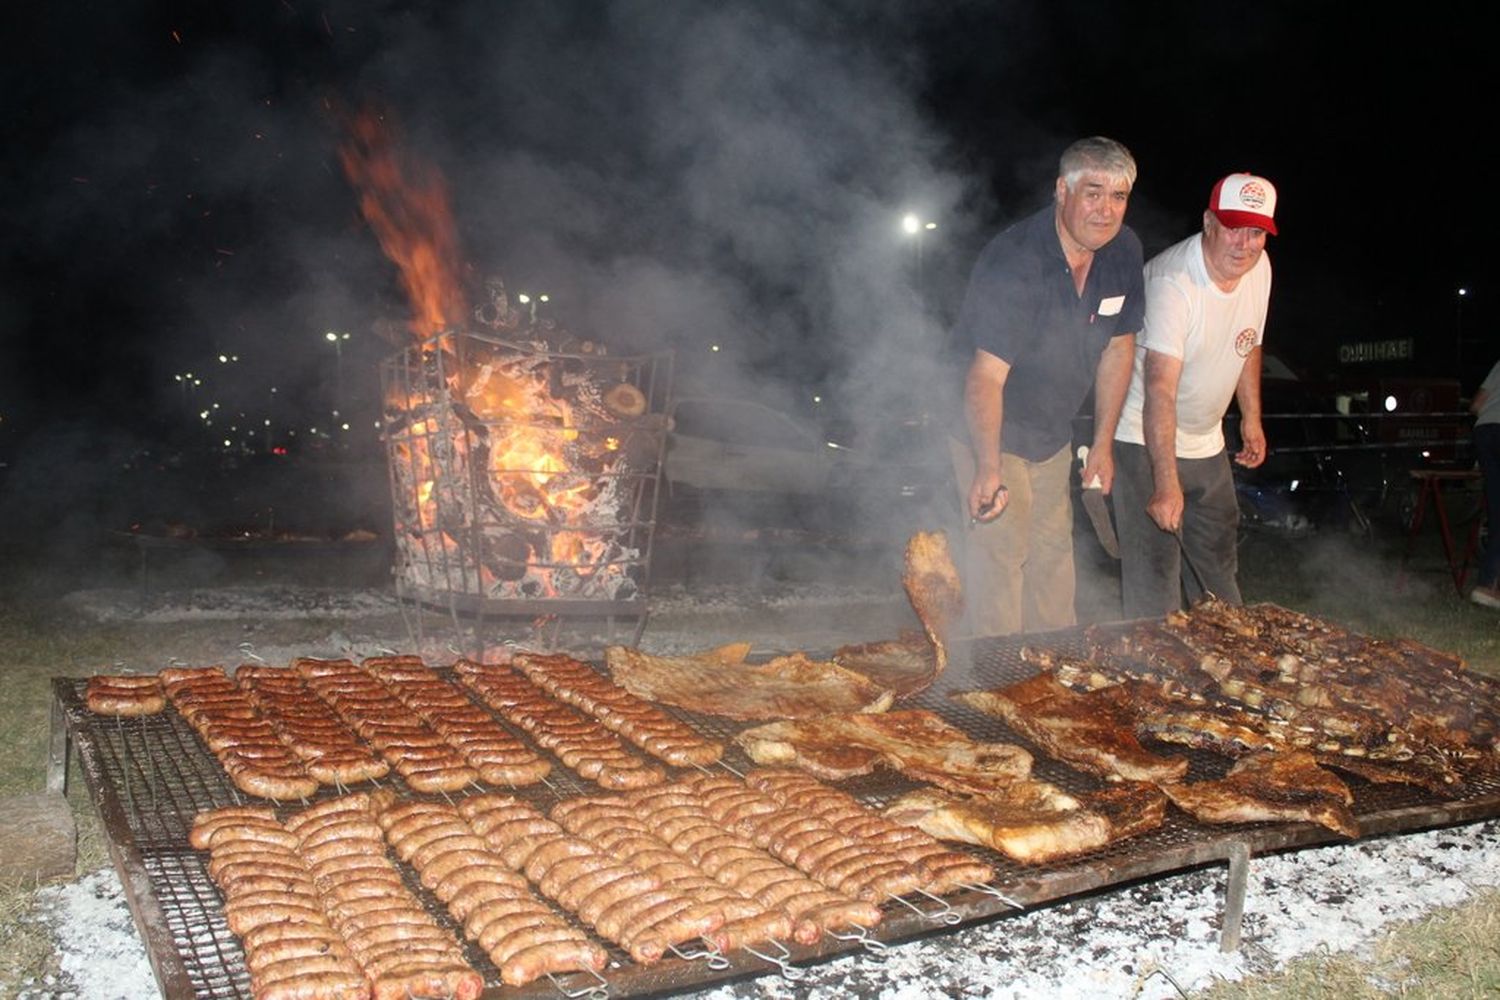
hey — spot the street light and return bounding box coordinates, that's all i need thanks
[325,331,350,410]
[901,212,938,327]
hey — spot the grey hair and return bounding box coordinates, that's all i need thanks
[1059,136,1137,191]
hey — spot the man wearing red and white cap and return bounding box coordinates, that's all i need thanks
[1111,172,1277,618]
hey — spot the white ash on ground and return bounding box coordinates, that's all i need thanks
[22,821,1500,999]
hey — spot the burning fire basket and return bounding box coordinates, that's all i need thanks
[381,330,672,645]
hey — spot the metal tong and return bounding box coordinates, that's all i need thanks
[969,485,1008,528]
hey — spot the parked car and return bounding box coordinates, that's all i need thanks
[660,396,958,537]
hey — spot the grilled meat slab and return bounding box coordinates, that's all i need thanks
[736,709,1032,790]
[605,646,895,721]
[957,675,1189,783]
[883,781,1166,865]
[832,633,939,700]
[1159,751,1359,839]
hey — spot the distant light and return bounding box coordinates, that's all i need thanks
[902,213,920,235]
[192,379,201,386]
[218,354,228,363]
[199,410,209,420]
[1458,288,1469,297]
[924,221,937,230]
[1422,449,1432,458]
[326,331,338,342]
[264,419,271,426]
[174,374,182,382]
[231,354,239,361]
[1289,479,1300,491]
[539,294,550,303]
[340,423,350,431]
[222,439,231,448]
[710,345,720,352]
[1384,395,1398,412]
[212,403,220,409]
[826,441,842,450]
[812,395,822,404]
[518,294,531,305]
[270,386,278,393]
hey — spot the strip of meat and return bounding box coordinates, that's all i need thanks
[735,709,1033,790]
[884,780,1167,865]
[957,675,1190,783]
[603,645,896,721]
[1160,750,1360,838]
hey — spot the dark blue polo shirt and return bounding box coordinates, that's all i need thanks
[952,203,1145,461]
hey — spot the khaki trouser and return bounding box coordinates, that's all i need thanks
[948,436,1076,637]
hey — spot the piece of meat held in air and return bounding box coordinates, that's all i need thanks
[831,522,963,701]
[735,708,1033,790]
[1159,750,1360,839]
[603,644,896,721]
[454,660,664,790]
[883,780,1167,865]
[84,674,167,716]
[956,674,1189,783]
[511,651,723,767]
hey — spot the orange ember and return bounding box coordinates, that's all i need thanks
[338,110,468,339]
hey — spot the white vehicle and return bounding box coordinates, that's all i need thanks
[663,397,848,497]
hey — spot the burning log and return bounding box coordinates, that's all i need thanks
[381,328,670,609]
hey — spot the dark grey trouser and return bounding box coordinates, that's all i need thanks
[1113,441,1242,619]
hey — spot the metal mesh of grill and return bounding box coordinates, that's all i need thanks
[57,624,1500,999]
[379,331,673,619]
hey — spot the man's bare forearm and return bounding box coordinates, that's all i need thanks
[964,354,1006,474]
[1091,334,1136,451]
[1143,351,1183,492]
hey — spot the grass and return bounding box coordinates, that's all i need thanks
[0,517,1496,997]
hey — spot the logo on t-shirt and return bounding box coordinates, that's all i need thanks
[1235,328,1258,357]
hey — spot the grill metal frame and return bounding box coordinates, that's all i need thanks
[50,625,1500,999]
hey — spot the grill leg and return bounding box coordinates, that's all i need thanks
[47,690,70,795]
[1220,840,1250,952]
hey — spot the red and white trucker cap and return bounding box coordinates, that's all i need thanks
[1209,173,1278,235]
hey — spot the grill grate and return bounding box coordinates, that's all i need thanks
[56,625,1500,999]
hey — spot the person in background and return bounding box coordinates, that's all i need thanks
[949,136,1144,635]
[1112,172,1277,618]
[1466,359,1500,608]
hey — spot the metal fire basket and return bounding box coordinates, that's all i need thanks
[380,330,673,646]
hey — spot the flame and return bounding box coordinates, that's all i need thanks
[354,118,640,602]
[338,109,468,339]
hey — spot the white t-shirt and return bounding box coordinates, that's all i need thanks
[1115,233,1272,458]
[1477,360,1500,427]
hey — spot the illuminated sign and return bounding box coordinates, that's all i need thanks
[1338,339,1414,364]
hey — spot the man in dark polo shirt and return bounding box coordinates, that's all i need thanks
[949,136,1144,635]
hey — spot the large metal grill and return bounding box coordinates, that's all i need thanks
[379,330,673,641]
[52,625,1500,999]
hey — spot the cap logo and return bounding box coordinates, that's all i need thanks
[1237,181,1269,210]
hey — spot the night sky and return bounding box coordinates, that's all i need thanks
[0,0,1489,472]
